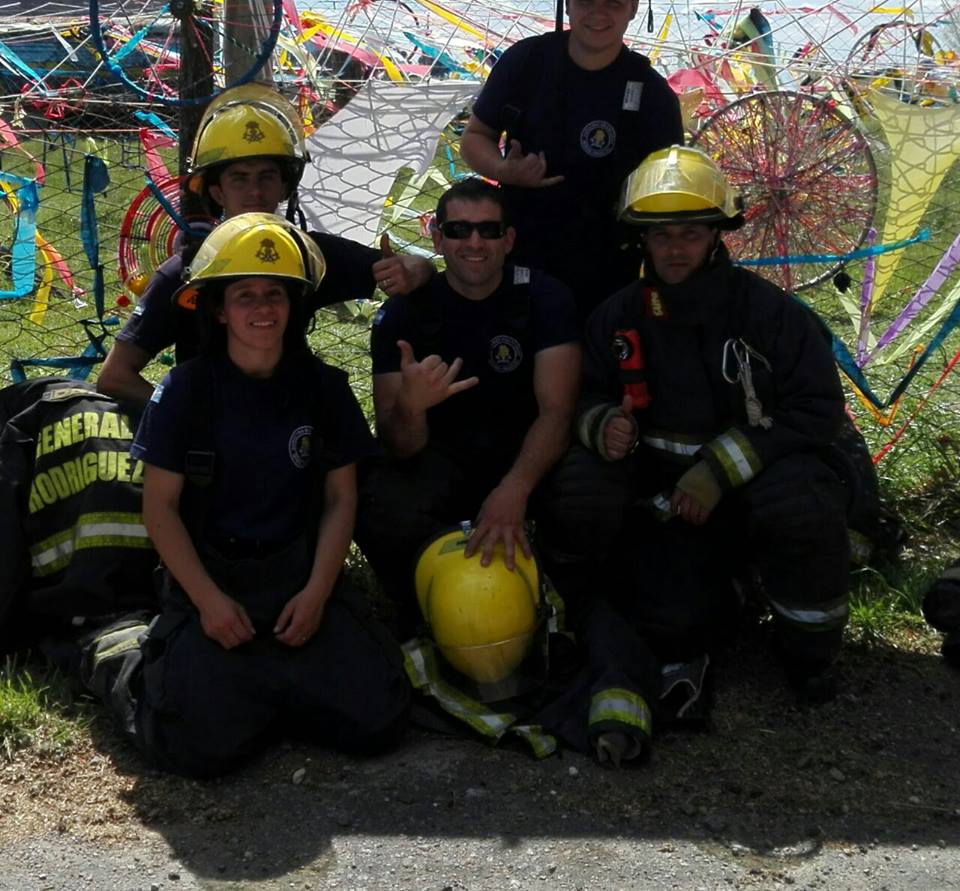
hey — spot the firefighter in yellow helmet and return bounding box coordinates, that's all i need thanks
[97,84,434,409]
[618,143,745,231]
[174,210,326,353]
[541,143,859,719]
[88,214,411,778]
[186,83,308,217]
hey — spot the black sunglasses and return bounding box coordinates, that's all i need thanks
[439,220,507,240]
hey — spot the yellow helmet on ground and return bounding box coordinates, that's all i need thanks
[187,84,308,197]
[415,528,541,685]
[174,212,326,310]
[619,145,744,230]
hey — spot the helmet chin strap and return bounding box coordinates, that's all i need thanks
[285,188,307,230]
[707,227,723,264]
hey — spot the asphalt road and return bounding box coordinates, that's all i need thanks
[2,729,959,891]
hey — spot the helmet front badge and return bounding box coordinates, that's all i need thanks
[256,238,280,264]
[243,121,266,143]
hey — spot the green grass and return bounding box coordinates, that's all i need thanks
[848,557,944,651]
[0,657,87,761]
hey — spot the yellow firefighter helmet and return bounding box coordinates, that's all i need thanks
[174,212,325,310]
[415,531,540,684]
[619,144,745,229]
[187,84,307,196]
[414,528,541,685]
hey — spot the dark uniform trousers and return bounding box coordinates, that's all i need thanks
[539,444,851,670]
[132,535,410,778]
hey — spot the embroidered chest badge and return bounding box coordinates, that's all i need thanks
[288,425,313,469]
[580,121,616,158]
[489,335,523,373]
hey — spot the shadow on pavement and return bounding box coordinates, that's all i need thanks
[87,630,960,884]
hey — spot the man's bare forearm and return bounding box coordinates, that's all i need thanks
[378,394,430,460]
[499,408,572,498]
[460,125,504,181]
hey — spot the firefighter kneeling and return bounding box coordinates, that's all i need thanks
[542,146,876,709]
[90,214,411,778]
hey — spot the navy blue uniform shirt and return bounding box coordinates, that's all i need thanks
[132,352,376,543]
[371,265,579,462]
[472,32,682,317]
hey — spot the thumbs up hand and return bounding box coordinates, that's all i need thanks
[370,232,411,297]
[602,394,639,461]
[372,232,436,296]
[372,232,411,296]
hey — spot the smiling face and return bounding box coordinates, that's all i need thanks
[218,277,291,368]
[208,159,288,218]
[566,0,638,64]
[431,197,516,300]
[645,223,717,285]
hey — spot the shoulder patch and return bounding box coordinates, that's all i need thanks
[513,266,531,285]
[40,387,91,403]
[149,383,165,404]
[623,81,643,111]
[372,308,385,326]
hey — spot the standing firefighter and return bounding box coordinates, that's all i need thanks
[460,0,683,320]
[97,83,432,407]
[550,145,856,707]
[90,214,410,778]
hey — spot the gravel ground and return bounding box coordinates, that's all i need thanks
[2,629,958,890]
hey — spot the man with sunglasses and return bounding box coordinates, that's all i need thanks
[460,0,683,321]
[356,178,581,636]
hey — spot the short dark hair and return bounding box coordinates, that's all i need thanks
[435,178,509,226]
